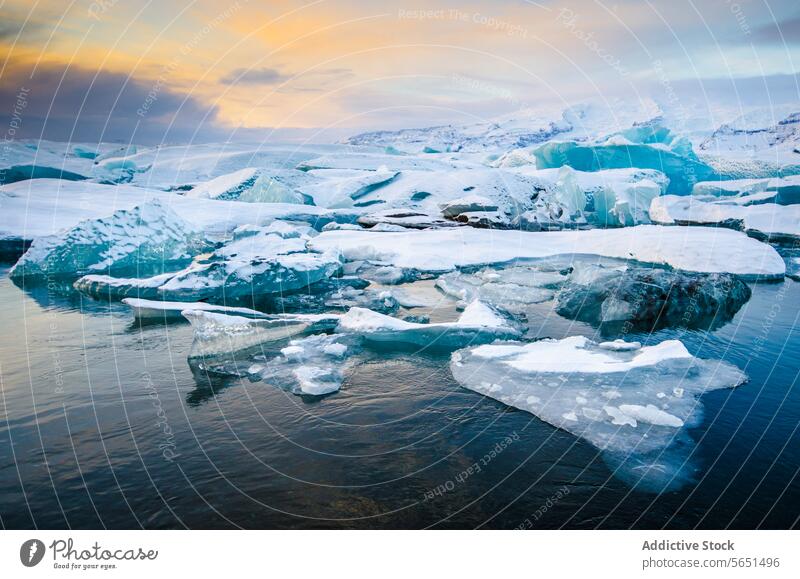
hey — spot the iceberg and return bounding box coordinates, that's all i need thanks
[532,139,717,195]
[10,199,213,280]
[336,300,520,347]
[91,142,338,189]
[450,335,747,491]
[74,222,342,301]
[154,228,341,301]
[309,225,786,280]
[554,263,751,329]
[510,166,670,227]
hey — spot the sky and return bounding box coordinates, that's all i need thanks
[0,0,798,143]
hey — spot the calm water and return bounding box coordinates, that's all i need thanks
[0,264,798,529]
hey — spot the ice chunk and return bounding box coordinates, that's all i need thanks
[435,263,566,313]
[440,195,499,218]
[554,264,751,330]
[258,333,361,396]
[450,335,747,491]
[185,167,312,204]
[73,223,342,301]
[73,272,177,299]
[192,330,360,397]
[303,168,400,207]
[155,252,341,301]
[337,300,520,347]
[357,209,456,230]
[650,195,800,243]
[292,366,340,395]
[122,298,270,321]
[10,199,212,280]
[309,225,785,280]
[182,310,340,358]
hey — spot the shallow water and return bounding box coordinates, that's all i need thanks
[0,264,798,529]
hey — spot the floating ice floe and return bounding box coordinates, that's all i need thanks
[309,225,786,280]
[182,309,341,358]
[650,195,800,243]
[450,335,747,491]
[554,263,751,329]
[123,298,271,320]
[254,333,361,396]
[9,199,213,280]
[336,300,520,347]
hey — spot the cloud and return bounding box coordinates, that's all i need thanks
[0,61,230,144]
[220,67,290,85]
[220,66,355,92]
[751,14,800,44]
[0,15,45,41]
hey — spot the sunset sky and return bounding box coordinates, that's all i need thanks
[1,0,798,143]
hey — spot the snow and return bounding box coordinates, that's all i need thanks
[309,225,786,279]
[692,175,800,205]
[92,142,339,189]
[182,167,260,199]
[0,179,355,244]
[344,98,663,154]
[650,195,800,242]
[450,335,747,491]
[469,335,691,374]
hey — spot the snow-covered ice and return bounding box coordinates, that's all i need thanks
[122,298,271,320]
[650,195,800,243]
[309,225,786,279]
[337,300,520,347]
[450,335,747,491]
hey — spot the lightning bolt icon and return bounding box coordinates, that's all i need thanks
[28,542,38,563]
